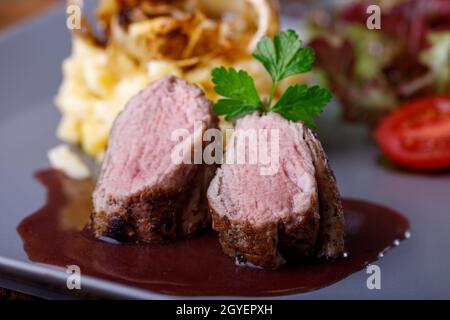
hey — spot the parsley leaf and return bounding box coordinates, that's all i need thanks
[253,29,314,83]
[211,67,262,121]
[272,85,332,128]
[210,30,332,127]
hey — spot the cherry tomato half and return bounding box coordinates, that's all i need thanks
[375,96,450,171]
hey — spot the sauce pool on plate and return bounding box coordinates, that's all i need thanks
[17,170,410,297]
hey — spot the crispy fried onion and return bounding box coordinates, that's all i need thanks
[68,0,279,66]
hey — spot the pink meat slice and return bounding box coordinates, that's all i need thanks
[91,76,217,243]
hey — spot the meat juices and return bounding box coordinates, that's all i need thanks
[207,113,344,269]
[90,76,217,243]
[19,169,410,296]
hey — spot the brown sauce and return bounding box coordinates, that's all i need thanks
[17,169,410,297]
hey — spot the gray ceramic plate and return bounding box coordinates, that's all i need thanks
[1,3,449,299]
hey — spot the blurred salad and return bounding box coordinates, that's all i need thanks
[307,0,450,126]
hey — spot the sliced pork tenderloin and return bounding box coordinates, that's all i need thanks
[90,76,217,243]
[207,112,344,269]
[208,113,321,269]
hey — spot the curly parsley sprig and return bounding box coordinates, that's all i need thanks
[211,30,332,128]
